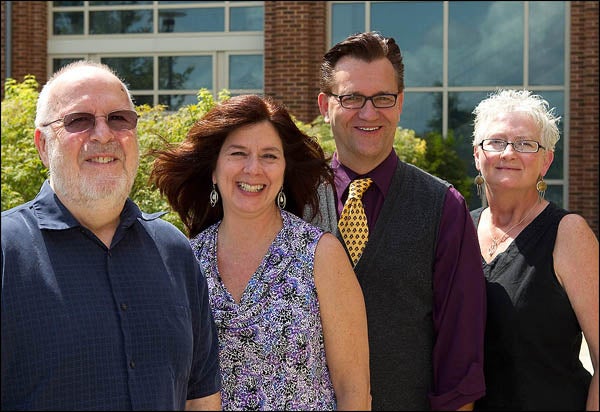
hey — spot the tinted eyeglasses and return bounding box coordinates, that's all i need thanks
[42,110,139,133]
[479,139,545,153]
[329,93,398,109]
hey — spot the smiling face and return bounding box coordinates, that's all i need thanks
[35,67,139,209]
[474,111,553,194]
[318,56,403,174]
[213,120,286,219]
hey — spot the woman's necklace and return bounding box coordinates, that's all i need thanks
[487,204,537,257]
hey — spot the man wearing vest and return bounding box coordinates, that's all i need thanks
[310,31,487,411]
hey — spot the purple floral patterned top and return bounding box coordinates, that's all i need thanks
[190,210,336,410]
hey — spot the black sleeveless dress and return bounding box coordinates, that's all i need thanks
[471,202,592,411]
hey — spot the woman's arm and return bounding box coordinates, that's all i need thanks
[554,214,599,411]
[314,233,371,410]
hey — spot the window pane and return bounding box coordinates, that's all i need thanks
[159,94,200,111]
[52,58,82,73]
[229,55,263,89]
[101,57,153,90]
[544,184,563,208]
[158,56,213,90]
[230,6,264,31]
[331,3,365,45]
[449,1,523,86]
[448,91,489,171]
[90,1,152,5]
[53,12,83,35]
[157,0,211,3]
[159,8,224,33]
[529,2,565,85]
[536,91,564,180]
[90,10,153,34]
[401,92,442,137]
[53,1,83,6]
[371,2,443,87]
[444,91,490,209]
[132,94,154,107]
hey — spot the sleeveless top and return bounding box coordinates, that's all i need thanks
[471,202,592,410]
[190,210,336,410]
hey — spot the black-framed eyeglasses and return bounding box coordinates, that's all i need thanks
[42,110,139,133]
[329,93,398,109]
[479,139,545,153]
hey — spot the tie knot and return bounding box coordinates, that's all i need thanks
[348,178,372,200]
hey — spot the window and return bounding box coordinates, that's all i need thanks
[330,1,567,209]
[48,1,264,110]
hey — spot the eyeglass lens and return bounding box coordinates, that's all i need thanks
[338,94,397,109]
[482,139,539,153]
[62,110,138,133]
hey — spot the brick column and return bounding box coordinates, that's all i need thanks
[264,1,327,123]
[570,1,599,237]
[1,1,48,98]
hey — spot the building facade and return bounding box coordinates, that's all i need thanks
[1,1,598,236]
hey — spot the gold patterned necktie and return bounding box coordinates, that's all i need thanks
[338,177,373,266]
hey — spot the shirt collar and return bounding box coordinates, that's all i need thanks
[32,180,163,231]
[332,149,398,198]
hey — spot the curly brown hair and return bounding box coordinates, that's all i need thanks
[149,94,333,237]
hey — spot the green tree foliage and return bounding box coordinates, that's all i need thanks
[2,76,470,232]
[422,130,472,202]
[1,76,45,210]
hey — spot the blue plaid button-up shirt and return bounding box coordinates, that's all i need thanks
[1,180,221,410]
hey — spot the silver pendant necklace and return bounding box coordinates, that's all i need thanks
[488,204,537,257]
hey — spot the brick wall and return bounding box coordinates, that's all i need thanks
[264,1,326,123]
[0,1,47,99]
[570,1,599,237]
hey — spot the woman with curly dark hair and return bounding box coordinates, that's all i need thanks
[150,94,371,410]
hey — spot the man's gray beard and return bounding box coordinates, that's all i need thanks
[48,156,137,212]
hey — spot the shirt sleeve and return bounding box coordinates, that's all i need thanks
[428,187,487,410]
[187,259,222,400]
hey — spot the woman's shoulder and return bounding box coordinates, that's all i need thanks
[282,210,324,235]
[189,221,219,249]
[556,209,596,240]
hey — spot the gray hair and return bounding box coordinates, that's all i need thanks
[35,60,134,129]
[472,89,561,151]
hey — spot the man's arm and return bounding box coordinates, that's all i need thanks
[185,391,221,411]
[429,188,486,410]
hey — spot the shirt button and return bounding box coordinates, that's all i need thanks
[129,360,135,369]
[120,303,128,311]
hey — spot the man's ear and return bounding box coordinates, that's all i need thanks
[34,129,50,167]
[317,92,331,123]
[397,91,405,116]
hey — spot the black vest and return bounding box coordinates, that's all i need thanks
[314,161,450,410]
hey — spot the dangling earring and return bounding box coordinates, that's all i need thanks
[277,187,286,209]
[209,183,219,208]
[536,176,547,203]
[474,173,485,199]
